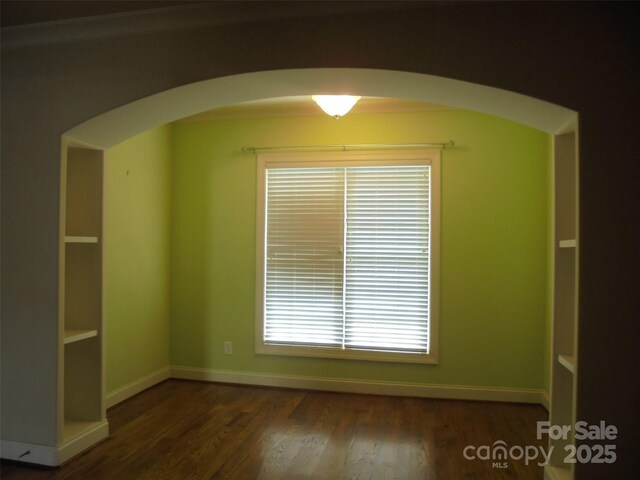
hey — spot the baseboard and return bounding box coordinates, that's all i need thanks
[106,366,171,408]
[540,389,550,411]
[171,366,546,405]
[98,363,547,411]
[58,420,109,465]
[0,439,59,466]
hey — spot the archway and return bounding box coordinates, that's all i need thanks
[58,67,577,468]
[64,68,576,147]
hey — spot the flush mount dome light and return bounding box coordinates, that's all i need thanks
[312,95,361,119]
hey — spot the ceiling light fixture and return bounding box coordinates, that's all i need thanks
[312,95,361,119]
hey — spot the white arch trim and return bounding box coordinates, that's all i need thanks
[65,68,576,148]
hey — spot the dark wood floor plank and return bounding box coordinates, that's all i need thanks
[1,379,547,479]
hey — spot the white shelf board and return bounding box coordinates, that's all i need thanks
[65,235,99,244]
[64,328,98,345]
[558,354,575,374]
[558,239,576,248]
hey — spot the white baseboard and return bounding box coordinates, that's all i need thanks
[171,366,546,405]
[106,366,171,408]
[58,420,109,465]
[104,364,547,410]
[540,389,550,411]
[1,421,110,467]
[0,439,59,466]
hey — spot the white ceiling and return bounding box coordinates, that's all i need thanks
[177,96,455,122]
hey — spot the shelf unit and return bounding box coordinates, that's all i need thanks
[64,329,99,345]
[65,235,99,244]
[545,131,579,480]
[558,239,576,249]
[557,354,575,374]
[58,144,109,463]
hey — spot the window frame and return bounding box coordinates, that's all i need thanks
[255,149,440,364]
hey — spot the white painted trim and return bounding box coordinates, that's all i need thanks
[541,389,551,411]
[58,421,109,465]
[553,113,579,136]
[255,150,440,366]
[65,69,575,149]
[105,366,171,408]
[0,439,59,466]
[2,420,109,466]
[171,366,546,405]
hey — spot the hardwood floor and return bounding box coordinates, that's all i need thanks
[1,380,547,479]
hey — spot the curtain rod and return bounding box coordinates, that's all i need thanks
[241,141,454,153]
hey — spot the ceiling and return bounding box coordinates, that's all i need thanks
[0,1,428,29]
[0,2,459,122]
[178,96,455,122]
[0,1,203,27]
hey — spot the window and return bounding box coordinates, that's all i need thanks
[255,150,440,364]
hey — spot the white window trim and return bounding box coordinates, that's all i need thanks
[255,149,440,365]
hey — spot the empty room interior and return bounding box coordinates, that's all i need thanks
[1,2,638,480]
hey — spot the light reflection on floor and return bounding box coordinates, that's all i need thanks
[256,425,431,478]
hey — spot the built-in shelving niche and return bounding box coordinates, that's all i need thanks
[545,130,579,480]
[59,145,108,461]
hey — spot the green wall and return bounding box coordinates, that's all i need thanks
[170,109,551,390]
[104,125,172,394]
[103,110,551,396]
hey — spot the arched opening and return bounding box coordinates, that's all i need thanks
[58,68,578,468]
[64,68,576,147]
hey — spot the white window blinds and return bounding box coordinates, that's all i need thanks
[265,168,345,347]
[258,150,438,362]
[344,166,430,353]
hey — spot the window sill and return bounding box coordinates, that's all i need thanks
[256,343,438,365]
